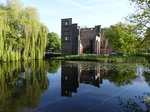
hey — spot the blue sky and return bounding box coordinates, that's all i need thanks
[2,0,134,35]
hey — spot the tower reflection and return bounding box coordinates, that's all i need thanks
[61,61,137,97]
[61,62,104,97]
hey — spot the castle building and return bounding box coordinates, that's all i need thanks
[61,18,112,56]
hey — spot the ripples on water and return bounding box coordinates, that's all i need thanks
[0,60,150,112]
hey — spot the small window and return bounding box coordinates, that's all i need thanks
[65,36,69,40]
[65,76,68,80]
[65,22,68,25]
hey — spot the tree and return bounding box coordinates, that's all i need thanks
[127,0,150,46]
[104,23,139,55]
[144,28,150,51]
[0,0,48,61]
[46,32,61,53]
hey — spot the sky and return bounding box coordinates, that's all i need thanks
[2,0,134,35]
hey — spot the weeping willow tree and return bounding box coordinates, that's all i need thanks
[0,0,48,61]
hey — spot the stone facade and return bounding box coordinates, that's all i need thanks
[61,18,112,56]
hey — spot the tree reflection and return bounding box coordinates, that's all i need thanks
[143,71,150,86]
[47,60,61,74]
[103,65,137,86]
[117,92,150,112]
[0,60,49,112]
[61,62,137,97]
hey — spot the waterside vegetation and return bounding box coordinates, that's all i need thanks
[52,54,149,63]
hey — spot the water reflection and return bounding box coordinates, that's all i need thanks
[61,62,103,97]
[117,92,150,112]
[0,60,150,112]
[103,65,137,86]
[47,60,61,74]
[61,61,137,97]
[0,60,49,112]
[143,71,150,86]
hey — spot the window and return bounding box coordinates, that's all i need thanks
[63,22,68,26]
[65,36,69,40]
[65,22,68,25]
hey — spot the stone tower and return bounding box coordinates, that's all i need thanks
[61,18,80,56]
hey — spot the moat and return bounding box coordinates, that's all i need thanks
[0,60,150,112]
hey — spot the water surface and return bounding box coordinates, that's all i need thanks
[0,60,150,112]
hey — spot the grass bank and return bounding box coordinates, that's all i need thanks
[135,53,150,57]
[52,54,148,63]
[135,53,150,62]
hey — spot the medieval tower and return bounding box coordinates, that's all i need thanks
[61,18,112,56]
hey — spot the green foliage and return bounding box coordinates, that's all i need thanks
[54,54,148,63]
[143,28,150,48]
[103,23,139,55]
[46,32,61,52]
[128,0,150,46]
[0,0,48,61]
